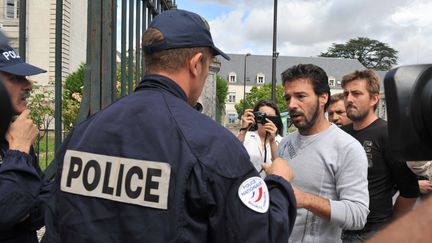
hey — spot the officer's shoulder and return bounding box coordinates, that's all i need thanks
[167,100,252,178]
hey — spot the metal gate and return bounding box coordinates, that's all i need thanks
[18,0,177,168]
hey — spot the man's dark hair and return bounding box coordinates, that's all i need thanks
[330,93,345,105]
[249,100,283,136]
[281,64,331,111]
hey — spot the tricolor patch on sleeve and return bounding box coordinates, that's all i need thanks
[238,176,269,213]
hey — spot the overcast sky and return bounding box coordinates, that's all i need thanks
[177,0,432,67]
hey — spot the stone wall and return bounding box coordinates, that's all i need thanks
[198,57,221,120]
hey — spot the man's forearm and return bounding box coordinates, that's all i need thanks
[300,191,331,220]
[393,196,417,219]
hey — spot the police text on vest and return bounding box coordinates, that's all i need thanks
[61,150,171,209]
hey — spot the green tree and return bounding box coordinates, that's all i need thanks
[319,37,398,70]
[62,64,85,132]
[234,84,286,118]
[216,75,228,123]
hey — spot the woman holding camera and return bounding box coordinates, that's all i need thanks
[238,100,284,178]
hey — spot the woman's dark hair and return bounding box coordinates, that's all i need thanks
[249,100,283,136]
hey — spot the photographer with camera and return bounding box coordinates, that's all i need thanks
[238,100,283,178]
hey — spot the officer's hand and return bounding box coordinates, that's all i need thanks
[241,108,255,130]
[262,157,294,182]
[6,109,39,154]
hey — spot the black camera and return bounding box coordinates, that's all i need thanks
[384,64,432,160]
[254,111,267,125]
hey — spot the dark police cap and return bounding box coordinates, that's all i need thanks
[0,45,46,76]
[143,9,230,60]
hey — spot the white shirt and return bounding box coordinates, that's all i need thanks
[242,130,282,178]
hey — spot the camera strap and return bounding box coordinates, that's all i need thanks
[263,132,269,163]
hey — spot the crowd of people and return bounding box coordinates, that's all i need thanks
[0,8,430,243]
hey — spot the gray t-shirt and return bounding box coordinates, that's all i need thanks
[278,124,369,243]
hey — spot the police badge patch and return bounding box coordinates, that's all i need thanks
[238,177,269,213]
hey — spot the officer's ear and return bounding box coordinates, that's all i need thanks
[188,52,205,78]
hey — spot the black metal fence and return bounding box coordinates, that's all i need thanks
[18,0,177,169]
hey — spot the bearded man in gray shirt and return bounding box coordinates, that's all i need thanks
[278,64,369,243]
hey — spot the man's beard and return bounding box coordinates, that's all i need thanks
[346,104,369,122]
[290,98,320,133]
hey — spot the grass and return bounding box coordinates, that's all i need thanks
[35,131,55,171]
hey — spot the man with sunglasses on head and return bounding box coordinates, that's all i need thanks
[0,44,47,243]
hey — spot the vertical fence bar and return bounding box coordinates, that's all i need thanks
[18,0,27,60]
[112,0,118,100]
[141,0,146,76]
[127,0,134,94]
[271,0,278,102]
[54,0,63,151]
[89,1,102,114]
[76,0,93,123]
[101,0,113,108]
[44,128,48,168]
[147,5,152,28]
[135,0,141,85]
[120,0,127,97]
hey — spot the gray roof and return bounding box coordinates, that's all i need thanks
[218,54,366,88]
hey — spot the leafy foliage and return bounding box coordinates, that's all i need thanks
[27,81,55,166]
[216,75,228,123]
[62,64,85,132]
[28,82,55,130]
[234,84,287,118]
[320,37,398,70]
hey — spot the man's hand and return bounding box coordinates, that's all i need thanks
[6,109,39,154]
[262,157,294,182]
[418,180,432,194]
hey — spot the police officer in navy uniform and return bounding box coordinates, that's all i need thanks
[43,9,297,243]
[0,43,47,243]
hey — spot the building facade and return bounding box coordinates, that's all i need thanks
[0,0,87,86]
[0,0,19,50]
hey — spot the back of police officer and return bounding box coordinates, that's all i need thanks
[43,9,297,243]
